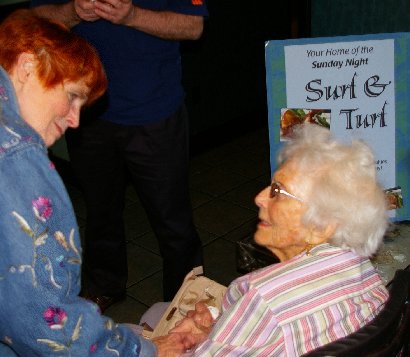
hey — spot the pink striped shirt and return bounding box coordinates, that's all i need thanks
[193,244,388,356]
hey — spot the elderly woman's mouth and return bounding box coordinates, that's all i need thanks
[257,219,271,227]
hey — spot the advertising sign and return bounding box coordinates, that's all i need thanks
[265,33,410,220]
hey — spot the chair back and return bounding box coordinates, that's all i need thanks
[302,266,410,357]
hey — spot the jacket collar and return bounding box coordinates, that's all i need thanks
[0,65,44,148]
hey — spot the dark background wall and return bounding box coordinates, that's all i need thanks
[182,0,311,138]
[311,0,410,37]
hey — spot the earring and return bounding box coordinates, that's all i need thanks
[305,241,315,256]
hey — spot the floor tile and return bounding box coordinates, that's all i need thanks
[194,199,256,237]
[190,141,241,168]
[230,126,270,155]
[222,218,259,243]
[104,296,149,324]
[127,270,164,307]
[220,178,267,211]
[132,231,160,255]
[126,242,162,288]
[190,189,214,209]
[131,227,217,257]
[203,239,242,286]
[124,202,152,242]
[190,165,250,197]
[213,149,271,179]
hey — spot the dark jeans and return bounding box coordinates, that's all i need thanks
[66,105,203,301]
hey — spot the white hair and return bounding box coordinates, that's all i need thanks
[278,124,388,257]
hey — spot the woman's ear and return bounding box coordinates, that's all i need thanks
[15,52,36,83]
[310,223,337,245]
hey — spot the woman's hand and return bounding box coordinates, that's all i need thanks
[169,302,214,350]
[152,333,186,357]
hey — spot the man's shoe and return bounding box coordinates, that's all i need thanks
[86,293,126,313]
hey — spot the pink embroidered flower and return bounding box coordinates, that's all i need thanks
[0,86,8,101]
[49,161,56,169]
[43,307,67,330]
[90,343,97,353]
[32,197,53,222]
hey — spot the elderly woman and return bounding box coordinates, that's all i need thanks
[0,10,184,357]
[171,123,389,356]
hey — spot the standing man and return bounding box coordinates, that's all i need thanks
[31,0,207,311]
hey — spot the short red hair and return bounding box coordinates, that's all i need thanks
[0,9,107,104]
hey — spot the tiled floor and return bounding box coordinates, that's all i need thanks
[62,123,272,324]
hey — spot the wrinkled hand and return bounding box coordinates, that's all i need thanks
[94,0,134,25]
[74,0,100,22]
[169,302,213,350]
[152,333,186,357]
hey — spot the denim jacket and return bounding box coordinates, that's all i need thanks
[0,66,156,356]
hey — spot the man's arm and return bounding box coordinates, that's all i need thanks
[93,0,204,40]
[33,0,204,40]
[128,7,204,40]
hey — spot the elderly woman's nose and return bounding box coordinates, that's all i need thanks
[255,186,270,207]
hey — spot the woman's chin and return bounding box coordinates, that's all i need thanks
[45,136,58,148]
[254,230,270,248]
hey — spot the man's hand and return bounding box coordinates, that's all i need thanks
[152,333,186,357]
[93,0,134,26]
[74,0,100,22]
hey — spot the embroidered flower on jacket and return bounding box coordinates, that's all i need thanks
[132,343,141,355]
[0,86,8,101]
[54,231,70,251]
[32,197,53,222]
[56,255,65,267]
[90,343,97,353]
[43,306,67,329]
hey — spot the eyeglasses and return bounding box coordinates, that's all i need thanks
[270,182,303,202]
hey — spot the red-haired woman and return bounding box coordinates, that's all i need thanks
[0,9,183,357]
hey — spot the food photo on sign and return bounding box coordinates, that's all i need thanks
[280,108,330,140]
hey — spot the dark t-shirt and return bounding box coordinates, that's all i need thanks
[31,0,208,125]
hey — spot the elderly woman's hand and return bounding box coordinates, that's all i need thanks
[152,333,186,357]
[168,302,214,350]
[74,0,100,22]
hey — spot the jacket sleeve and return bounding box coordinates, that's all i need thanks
[166,0,208,16]
[0,145,156,356]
